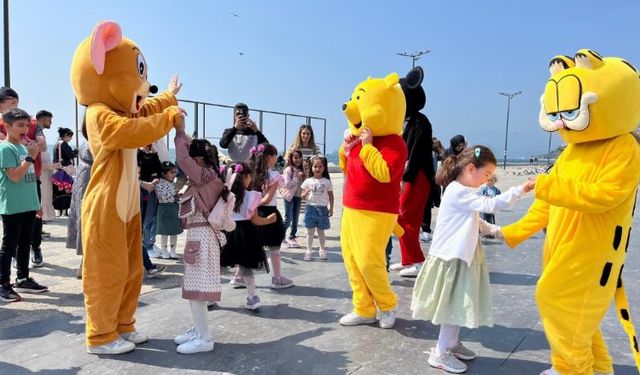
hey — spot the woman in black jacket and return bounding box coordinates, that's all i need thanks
[53,127,78,167]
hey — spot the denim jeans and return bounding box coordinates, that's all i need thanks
[283,196,301,239]
[140,189,158,271]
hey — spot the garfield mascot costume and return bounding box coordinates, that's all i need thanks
[503,49,640,375]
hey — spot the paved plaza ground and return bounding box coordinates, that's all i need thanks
[0,168,638,374]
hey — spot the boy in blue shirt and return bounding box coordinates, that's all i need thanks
[479,174,501,238]
[0,108,48,302]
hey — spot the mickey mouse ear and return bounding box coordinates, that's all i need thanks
[405,66,424,89]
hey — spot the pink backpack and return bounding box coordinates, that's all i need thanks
[208,168,236,232]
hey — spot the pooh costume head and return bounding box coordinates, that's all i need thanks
[342,73,405,137]
[539,49,640,144]
[71,20,157,114]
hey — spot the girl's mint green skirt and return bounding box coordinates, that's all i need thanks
[411,241,493,328]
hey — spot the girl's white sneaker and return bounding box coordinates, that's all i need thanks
[174,327,197,345]
[428,348,467,374]
[176,335,214,354]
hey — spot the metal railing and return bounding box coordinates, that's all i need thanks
[74,99,328,156]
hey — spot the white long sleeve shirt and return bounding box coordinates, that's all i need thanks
[429,180,526,266]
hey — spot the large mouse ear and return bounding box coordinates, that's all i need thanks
[405,66,424,89]
[90,20,122,75]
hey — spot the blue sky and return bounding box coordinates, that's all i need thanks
[3,1,640,158]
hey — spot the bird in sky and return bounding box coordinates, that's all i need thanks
[230,12,241,18]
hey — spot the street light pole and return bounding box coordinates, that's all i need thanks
[397,50,430,68]
[498,91,522,169]
[3,0,9,87]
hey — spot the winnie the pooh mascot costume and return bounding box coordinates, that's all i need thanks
[70,20,183,354]
[338,73,407,329]
[502,49,640,375]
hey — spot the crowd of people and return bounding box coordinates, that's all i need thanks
[0,88,507,363]
[0,80,579,375]
[0,87,66,297]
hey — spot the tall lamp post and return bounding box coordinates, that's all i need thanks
[397,50,430,68]
[3,0,9,87]
[498,91,522,169]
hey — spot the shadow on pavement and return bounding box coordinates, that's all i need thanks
[216,303,343,324]
[0,362,80,375]
[0,310,84,340]
[489,271,538,286]
[107,327,349,375]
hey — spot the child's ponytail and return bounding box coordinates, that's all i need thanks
[224,162,252,212]
[435,145,496,187]
[436,154,462,187]
[249,143,278,191]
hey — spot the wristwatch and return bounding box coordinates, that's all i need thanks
[24,156,35,164]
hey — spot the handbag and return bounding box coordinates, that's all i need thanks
[51,169,73,193]
[56,141,77,176]
[208,168,237,232]
[51,142,75,193]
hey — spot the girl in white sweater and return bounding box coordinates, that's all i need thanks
[411,145,535,374]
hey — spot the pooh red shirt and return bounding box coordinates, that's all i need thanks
[343,134,407,214]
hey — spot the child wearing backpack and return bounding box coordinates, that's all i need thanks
[173,126,227,355]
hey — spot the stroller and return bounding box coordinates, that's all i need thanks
[51,168,73,215]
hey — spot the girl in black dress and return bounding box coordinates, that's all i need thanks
[220,162,275,310]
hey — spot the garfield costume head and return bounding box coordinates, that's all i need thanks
[70,20,158,114]
[539,49,640,144]
[342,73,406,137]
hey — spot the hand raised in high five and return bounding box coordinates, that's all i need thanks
[168,74,183,96]
[174,108,187,131]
